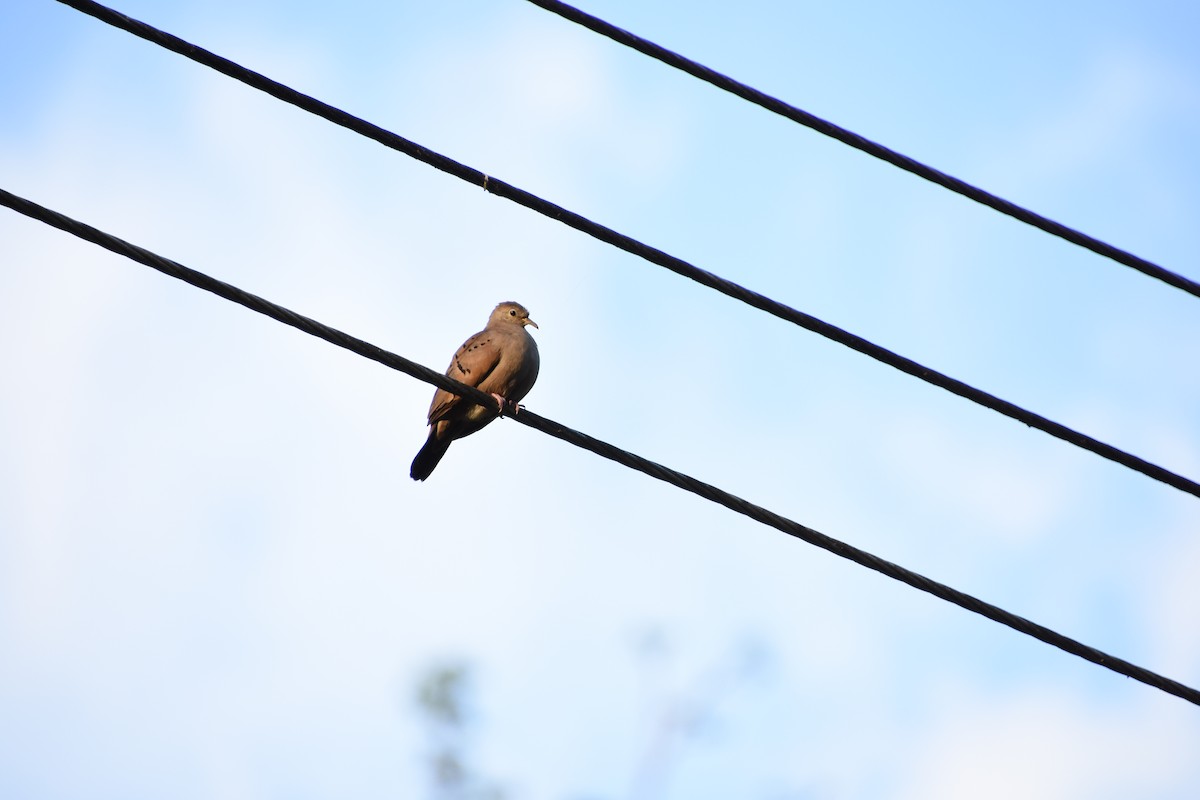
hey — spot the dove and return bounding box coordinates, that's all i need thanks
[410,301,540,481]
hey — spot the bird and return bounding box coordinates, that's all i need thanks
[410,301,540,481]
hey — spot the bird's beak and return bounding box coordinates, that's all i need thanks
[526,318,538,329]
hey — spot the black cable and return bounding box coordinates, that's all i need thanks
[3,184,1197,708]
[522,0,1200,299]
[49,0,1200,502]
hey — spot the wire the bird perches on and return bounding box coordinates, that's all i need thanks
[3,185,1198,708]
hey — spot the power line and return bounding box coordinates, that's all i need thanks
[3,184,1197,708]
[522,0,1200,300]
[51,0,1200,502]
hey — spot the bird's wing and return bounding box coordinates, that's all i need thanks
[427,329,502,423]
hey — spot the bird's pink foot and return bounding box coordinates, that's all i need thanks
[491,393,522,416]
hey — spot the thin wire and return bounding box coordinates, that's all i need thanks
[50,0,1200,501]
[3,184,1197,708]
[522,0,1200,299]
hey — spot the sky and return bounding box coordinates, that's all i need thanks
[2,0,1199,798]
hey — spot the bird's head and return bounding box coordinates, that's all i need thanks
[492,301,538,329]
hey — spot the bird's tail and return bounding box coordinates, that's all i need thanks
[410,431,451,481]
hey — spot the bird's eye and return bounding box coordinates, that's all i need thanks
[510,309,517,316]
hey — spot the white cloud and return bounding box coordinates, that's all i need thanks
[898,684,1200,799]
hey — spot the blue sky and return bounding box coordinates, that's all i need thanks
[2,1,1199,798]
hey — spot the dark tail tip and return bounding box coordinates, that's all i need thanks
[410,437,450,481]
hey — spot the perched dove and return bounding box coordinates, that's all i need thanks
[410,301,540,481]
